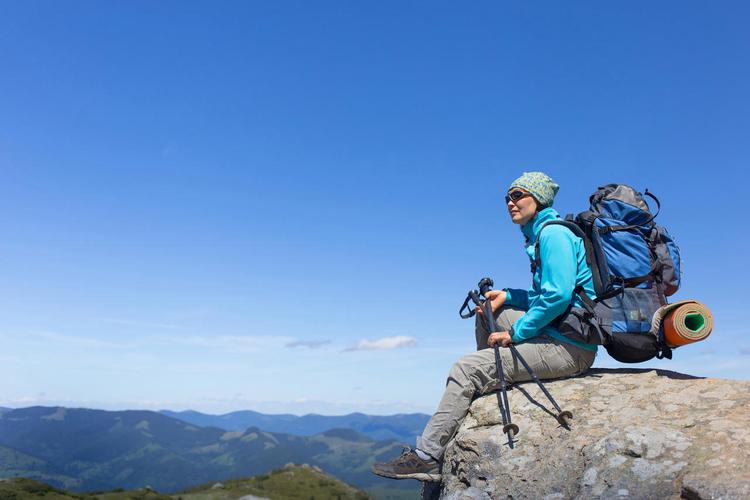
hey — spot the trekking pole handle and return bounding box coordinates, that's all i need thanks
[478,277,494,297]
[459,278,495,320]
[466,290,490,323]
[470,290,499,333]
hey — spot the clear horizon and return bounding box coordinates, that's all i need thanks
[2,1,747,415]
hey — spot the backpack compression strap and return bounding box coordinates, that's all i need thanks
[597,190,661,235]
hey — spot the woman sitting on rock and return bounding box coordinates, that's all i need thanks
[372,171,598,482]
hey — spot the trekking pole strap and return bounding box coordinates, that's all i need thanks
[459,295,476,319]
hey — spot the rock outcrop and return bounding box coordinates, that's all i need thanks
[424,368,750,499]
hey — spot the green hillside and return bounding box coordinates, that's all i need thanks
[0,477,170,499]
[176,463,371,499]
[0,465,371,500]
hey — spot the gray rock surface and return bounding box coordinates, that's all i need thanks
[428,368,750,499]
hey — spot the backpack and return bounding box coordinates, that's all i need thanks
[535,184,682,363]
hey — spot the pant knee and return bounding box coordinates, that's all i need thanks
[450,352,483,382]
[448,359,467,382]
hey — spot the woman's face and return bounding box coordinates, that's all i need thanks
[506,188,540,226]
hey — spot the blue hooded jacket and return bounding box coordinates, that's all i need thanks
[504,207,598,352]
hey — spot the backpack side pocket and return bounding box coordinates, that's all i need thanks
[557,303,611,345]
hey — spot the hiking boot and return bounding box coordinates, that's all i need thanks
[371,448,441,482]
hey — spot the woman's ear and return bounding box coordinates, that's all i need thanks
[532,198,542,214]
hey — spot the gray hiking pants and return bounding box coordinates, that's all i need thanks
[416,305,596,459]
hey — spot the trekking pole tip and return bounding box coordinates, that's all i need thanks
[503,423,519,448]
[503,423,520,436]
[557,410,573,427]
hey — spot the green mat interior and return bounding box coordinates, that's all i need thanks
[684,313,705,332]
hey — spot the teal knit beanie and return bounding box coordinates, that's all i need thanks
[508,172,560,208]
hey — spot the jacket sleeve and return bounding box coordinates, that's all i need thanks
[503,288,529,310]
[510,226,577,343]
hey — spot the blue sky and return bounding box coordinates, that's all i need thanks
[0,1,747,415]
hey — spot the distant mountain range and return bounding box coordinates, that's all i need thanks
[159,409,430,443]
[0,406,418,498]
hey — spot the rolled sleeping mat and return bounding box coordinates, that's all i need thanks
[651,300,713,348]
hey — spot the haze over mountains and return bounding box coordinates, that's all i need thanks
[0,406,422,498]
[160,409,429,443]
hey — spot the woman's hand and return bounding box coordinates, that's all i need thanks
[476,290,507,316]
[488,331,513,348]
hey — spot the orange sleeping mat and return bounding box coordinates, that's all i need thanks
[660,301,714,347]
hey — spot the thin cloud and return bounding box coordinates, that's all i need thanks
[13,330,127,349]
[740,348,750,356]
[2,330,289,353]
[96,318,180,330]
[343,336,417,352]
[285,340,331,349]
[174,335,291,351]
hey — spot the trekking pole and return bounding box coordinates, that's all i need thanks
[462,279,574,432]
[482,301,520,445]
[466,289,519,448]
[476,278,573,428]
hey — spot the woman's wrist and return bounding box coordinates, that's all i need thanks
[501,288,512,306]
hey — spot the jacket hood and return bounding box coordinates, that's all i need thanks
[521,207,561,243]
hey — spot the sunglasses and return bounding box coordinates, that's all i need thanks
[505,190,532,204]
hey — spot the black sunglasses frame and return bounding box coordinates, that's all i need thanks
[505,190,533,204]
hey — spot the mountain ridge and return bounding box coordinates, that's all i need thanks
[0,406,417,498]
[159,408,429,443]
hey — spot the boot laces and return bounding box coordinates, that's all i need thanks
[393,446,417,465]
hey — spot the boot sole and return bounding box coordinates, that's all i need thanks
[372,470,442,482]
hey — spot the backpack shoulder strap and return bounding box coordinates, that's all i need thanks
[533,220,587,270]
[534,220,598,315]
